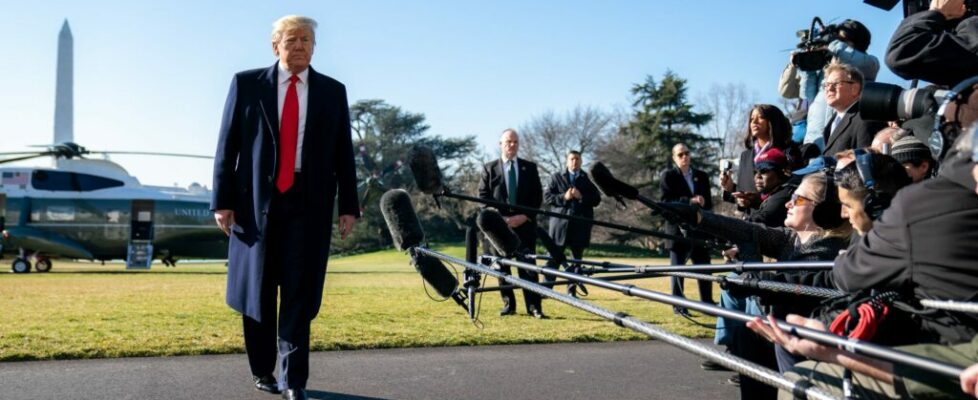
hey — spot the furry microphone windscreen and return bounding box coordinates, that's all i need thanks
[380,189,425,251]
[590,162,639,200]
[409,146,444,195]
[476,208,522,258]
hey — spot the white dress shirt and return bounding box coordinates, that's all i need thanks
[277,63,309,172]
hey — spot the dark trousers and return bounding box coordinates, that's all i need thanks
[242,178,312,390]
[497,253,542,313]
[669,245,714,306]
[543,245,585,294]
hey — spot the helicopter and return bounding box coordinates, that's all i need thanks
[0,142,227,273]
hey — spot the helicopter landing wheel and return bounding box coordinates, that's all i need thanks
[11,258,31,273]
[34,258,52,273]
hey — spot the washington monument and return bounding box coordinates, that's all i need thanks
[54,20,73,149]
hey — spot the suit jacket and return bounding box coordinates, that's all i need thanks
[478,158,543,251]
[545,170,601,248]
[211,63,360,322]
[821,101,887,156]
[660,167,712,251]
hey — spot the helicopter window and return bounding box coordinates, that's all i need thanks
[32,171,124,192]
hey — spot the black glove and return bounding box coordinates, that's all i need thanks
[652,201,700,226]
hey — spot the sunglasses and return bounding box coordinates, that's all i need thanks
[789,193,815,207]
[674,152,691,158]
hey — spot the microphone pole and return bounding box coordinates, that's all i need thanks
[464,224,481,320]
[522,255,843,299]
[416,248,838,400]
[434,188,711,247]
[528,254,833,274]
[481,254,964,379]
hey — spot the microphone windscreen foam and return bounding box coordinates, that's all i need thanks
[380,189,425,251]
[409,146,444,195]
[590,162,639,200]
[414,253,459,299]
[476,208,521,258]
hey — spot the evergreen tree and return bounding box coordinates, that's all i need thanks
[622,71,718,188]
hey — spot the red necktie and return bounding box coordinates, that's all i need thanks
[276,74,299,193]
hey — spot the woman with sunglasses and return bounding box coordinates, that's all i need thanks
[662,171,851,392]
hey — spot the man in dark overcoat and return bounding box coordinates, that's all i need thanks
[660,143,714,315]
[544,150,601,296]
[211,15,359,400]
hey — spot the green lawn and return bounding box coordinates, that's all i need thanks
[0,246,717,361]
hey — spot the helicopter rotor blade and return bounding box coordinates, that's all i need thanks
[94,151,213,159]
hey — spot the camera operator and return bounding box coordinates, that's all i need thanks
[780,19,881,149]
[887,0,978,87]
[832,130,978,346]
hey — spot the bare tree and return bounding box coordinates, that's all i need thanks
[519,105,615,177]
[696,83,758,158]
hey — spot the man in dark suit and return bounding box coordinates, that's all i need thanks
[544,150,601,296]
[660,143,714,315]
[210,15,359,400]
[821,62,888,156]
[478,129,545,318]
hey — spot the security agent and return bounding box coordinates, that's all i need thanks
[544,150,601,297]
[478,129,546,318]
[887,0,978,86]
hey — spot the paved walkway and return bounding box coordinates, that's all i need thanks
[0,341,739,400]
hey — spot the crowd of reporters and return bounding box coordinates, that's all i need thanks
[649,1,978,398]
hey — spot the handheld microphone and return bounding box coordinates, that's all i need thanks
[409,146,445,195]
[476,208,522,258]
[380,189,463,305]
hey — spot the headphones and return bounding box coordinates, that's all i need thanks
[930,75,978,160]
[812,169,844,230]
[853,148,891,220]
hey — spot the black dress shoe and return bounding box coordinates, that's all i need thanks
[253,375,280,394]
[499,307,515,316]
[700,359,731,371]
[282,388,307,400]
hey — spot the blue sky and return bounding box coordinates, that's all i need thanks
[0,0,908,187]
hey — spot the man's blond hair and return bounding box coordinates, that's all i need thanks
[272,15,318,43]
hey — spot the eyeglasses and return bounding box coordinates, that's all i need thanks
[822,81,855,90]
[674,152,690,158]
[789,193,815,207]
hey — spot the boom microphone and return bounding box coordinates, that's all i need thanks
[380,189,463,305]
[476,208,522,258]
[380,189,425,251]
[413,253,460,299]
[590,162,639,200]
[408,146,444,195]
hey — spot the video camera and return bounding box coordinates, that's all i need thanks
[864,0,978,17]
[791,17,841,72]
[861,77,978,160]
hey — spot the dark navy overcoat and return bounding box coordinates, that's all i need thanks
[210,63,360,322]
